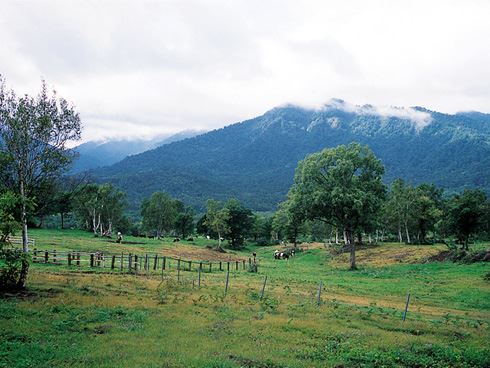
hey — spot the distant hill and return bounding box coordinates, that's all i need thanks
[88,100,490,211]
[70,130,204,173]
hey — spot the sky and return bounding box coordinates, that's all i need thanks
[1,0,490,142]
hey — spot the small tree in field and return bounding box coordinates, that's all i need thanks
[448,189,488,250]
[0,76,81,288]
[204,199,230,250]
[141,191,179,238]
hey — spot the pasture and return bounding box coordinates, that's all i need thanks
[1,229,489,368]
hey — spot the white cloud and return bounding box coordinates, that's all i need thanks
[1,0,489,141]
[323,99,433,130]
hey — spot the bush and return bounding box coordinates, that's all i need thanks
[0,242,30,291]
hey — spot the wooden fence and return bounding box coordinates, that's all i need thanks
[31,248,254,275]
[8,236,35,247]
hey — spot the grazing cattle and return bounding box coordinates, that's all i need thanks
[173,238,180,243]
[206,235,211,240]
[274,249,292,260]
[186,237,194,241]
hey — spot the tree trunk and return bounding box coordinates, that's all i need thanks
[398,223,403,243]
[343,230,348,245]
[18,177,29,289]
[20,178,29,252]
[335,229,339,244]
[405,221,411,244]
[60,212,65,229]
[346,228,356,270]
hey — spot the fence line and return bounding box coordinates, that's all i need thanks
[31,248,253,275]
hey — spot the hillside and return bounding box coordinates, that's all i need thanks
[70,130,204,174]
[89,100,490,211]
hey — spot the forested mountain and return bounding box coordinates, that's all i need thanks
[70,130,204,173]
[87,100,490,211]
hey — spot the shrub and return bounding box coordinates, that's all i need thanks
[0,242,30,291]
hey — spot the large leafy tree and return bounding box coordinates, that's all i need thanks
[447,189,488,250]
[290,143,385,269]
[141,191,179,238]
[174,205,195,239]
[0,77,81,287]
[223,198,254,249]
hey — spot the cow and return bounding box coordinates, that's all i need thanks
[173,238,180,243]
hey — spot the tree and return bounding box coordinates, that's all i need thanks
[174,205,195,239]
[412,184,443,244]
[73,183,127,236]
[290,143,385,269]
[223,198,254,249]
[141,192,179,238]
[447,189,488,250]
[0,191,20,243]
[272,198,305,245]
[0,76,81,288]
[204,199,230,250]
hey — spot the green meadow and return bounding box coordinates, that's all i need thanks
[1,229,489,368]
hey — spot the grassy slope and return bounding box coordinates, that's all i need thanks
[1,229,489,368]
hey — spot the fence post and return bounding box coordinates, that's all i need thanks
[153,255,158,271]
[317,281,323,306]
[111,255,116,270]
[243,260,245,270]
[402,293,411,321]
[236,261,238,271]
[249,258,251,267]
[77,252,80,266]
[260,275,268,299]
[134,255,138,275]
[53,250,57,263]
[128,253,132,272]
[209,262,212,273]
[225,270,230,294]
[90,254,94,267]
[188,260,192,271]
[120,252,124,271]
[33,248,37,263]
[45,251,48,263]
[177,259,181,282]
[199,261,202,272]
[198,267,201,288]
[162,256,166,270]
[219,261,222,271]
[227,262,230,271]
[68,253,72,266]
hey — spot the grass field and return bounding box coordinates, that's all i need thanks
[1,229,489,367]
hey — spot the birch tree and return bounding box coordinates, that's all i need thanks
[0,77,81,287]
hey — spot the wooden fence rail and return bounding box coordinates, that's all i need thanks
[31,248,253,275]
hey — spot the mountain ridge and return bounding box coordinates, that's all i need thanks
[86,100,490,211]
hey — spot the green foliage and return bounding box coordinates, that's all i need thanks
[73,183,127,236]
[174,205,195,238]
[0,243,30,291]
[140,191,181,238]
[447,189,488,249]
[290,143,386,267]
[0,191,20,243]
[223,198,254,249]
[204,199,230,248]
